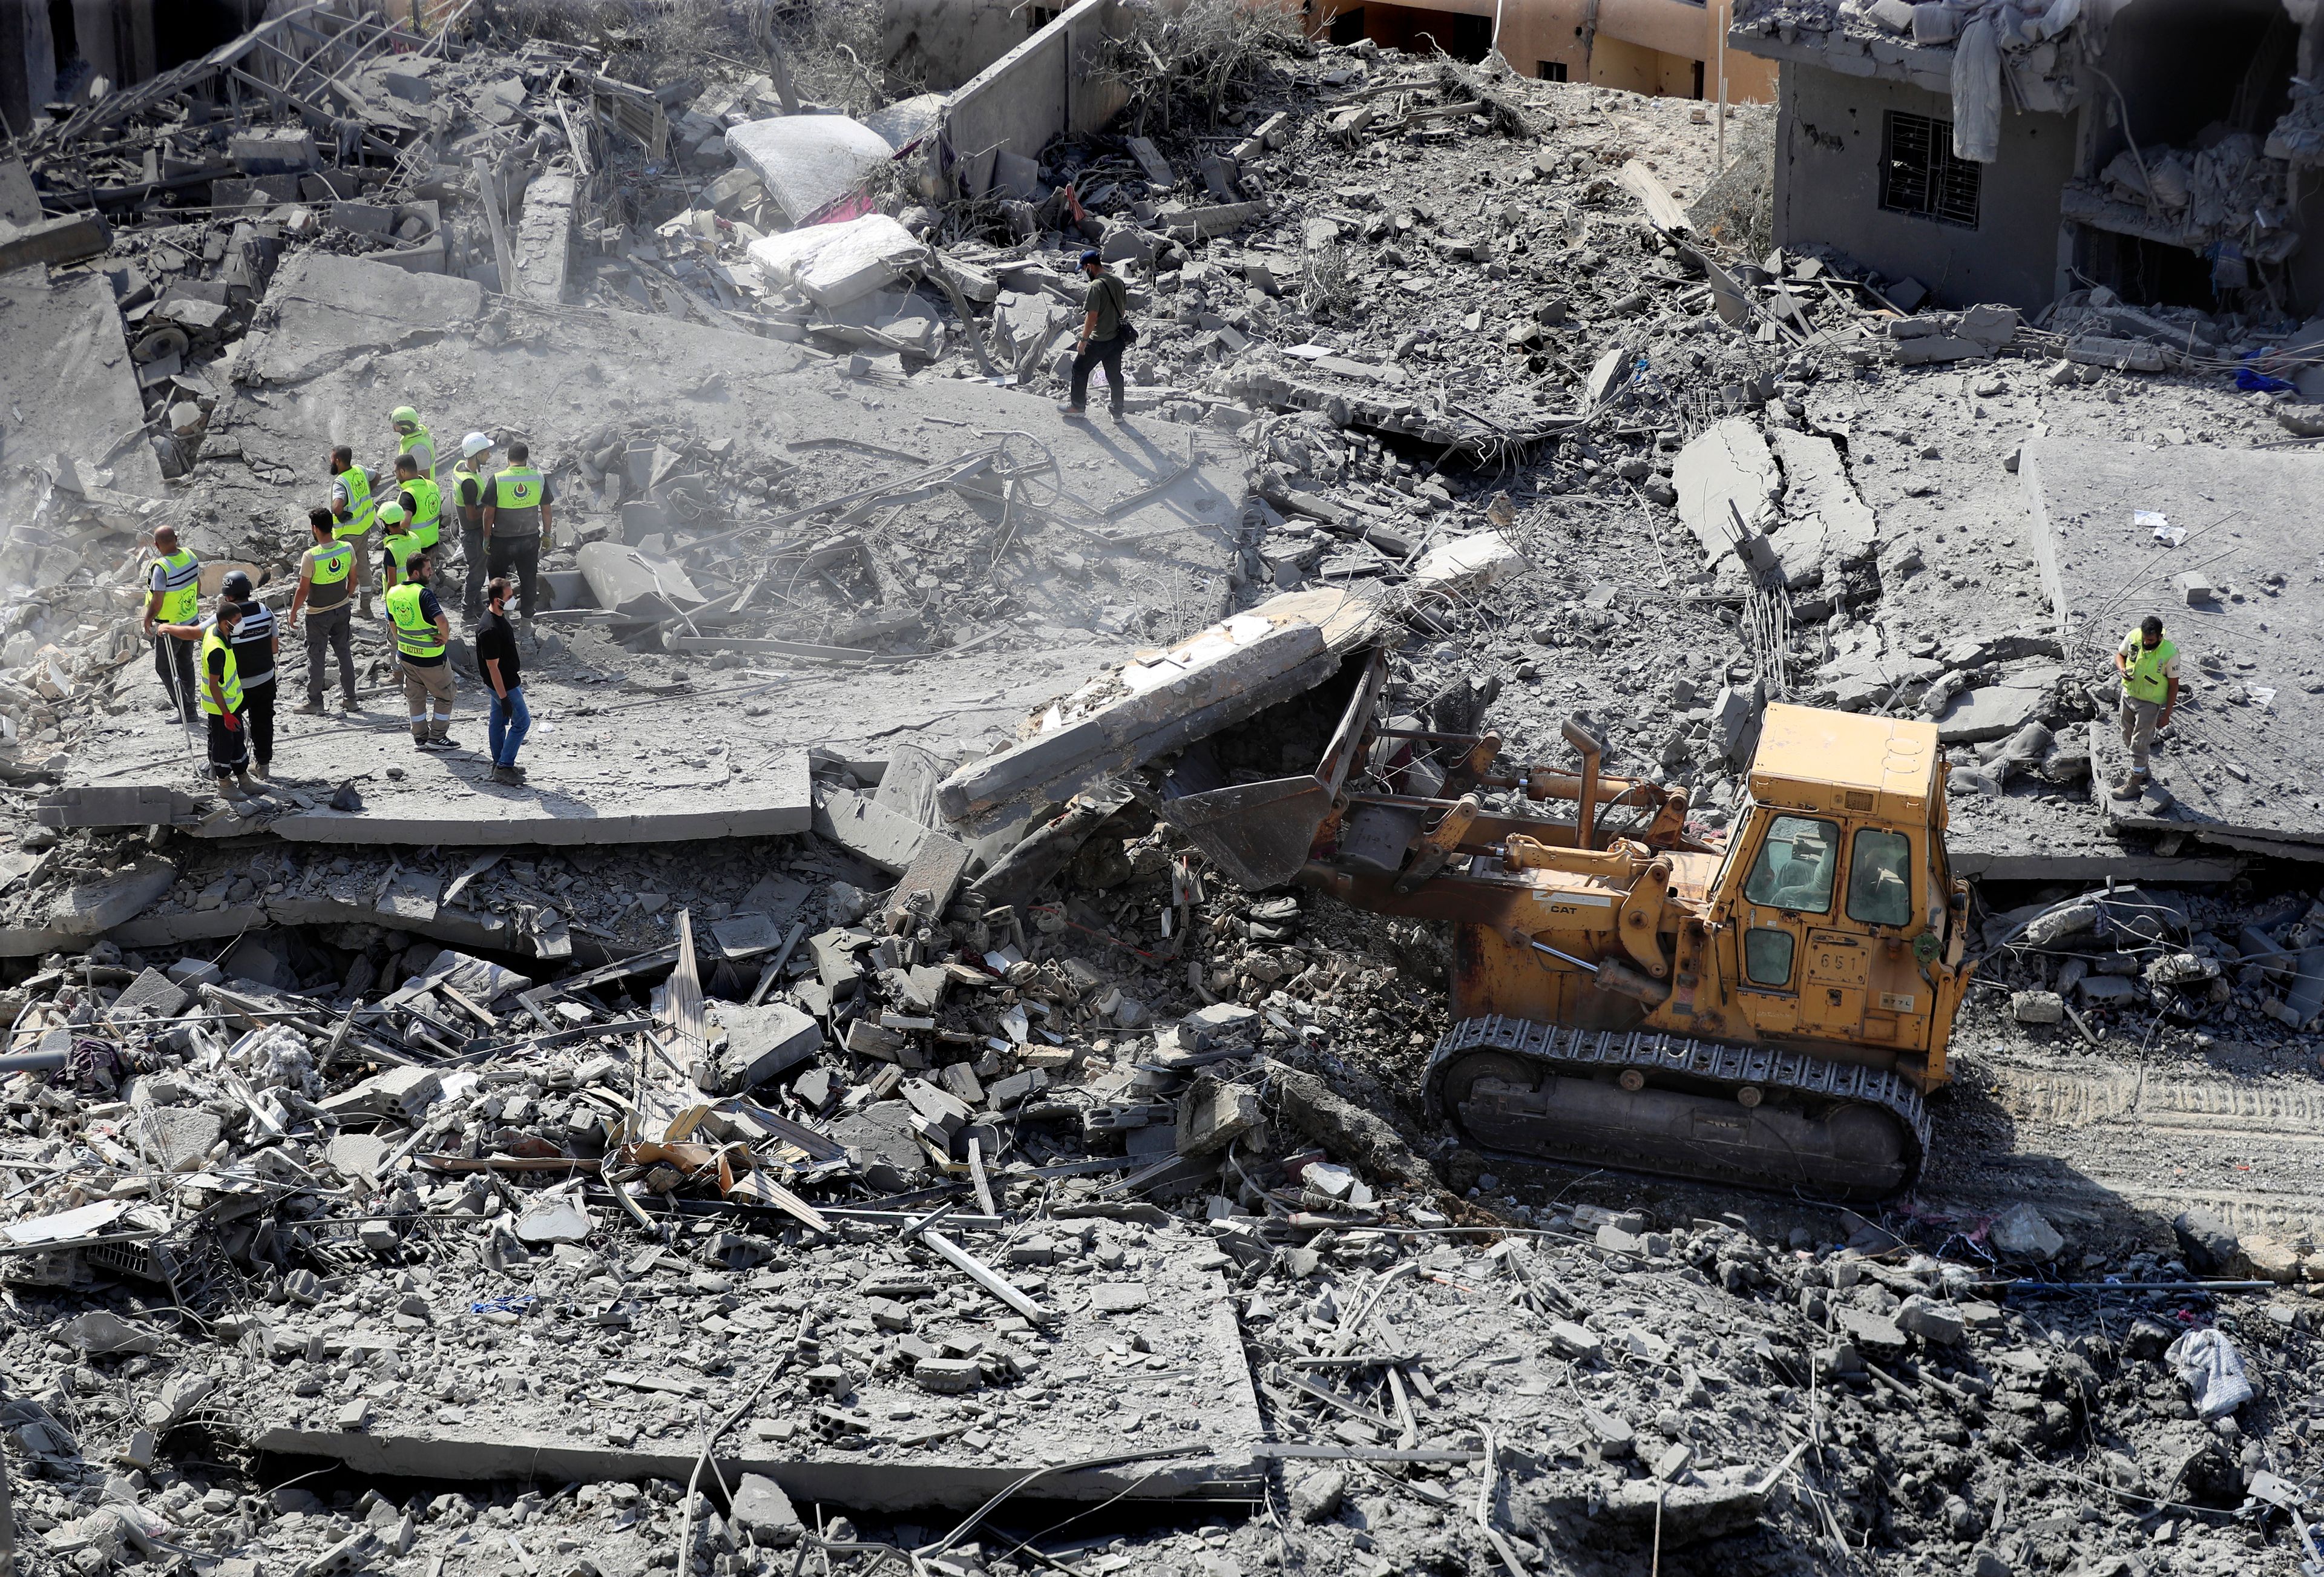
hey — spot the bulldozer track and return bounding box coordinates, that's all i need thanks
[1424,1014,1931,1199]
[1928,1058,2324,1241]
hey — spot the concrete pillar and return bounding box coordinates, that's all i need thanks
[0,0,57,140]
[73,0,159,88]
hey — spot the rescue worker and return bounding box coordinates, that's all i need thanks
[2112,613,2181,799]
[286,507,359,715]
[219,570,279,782]
[375,501,421,599]
[450,430,494,622]
[391,404,437,479]
[155,597,255,799]
[482,440,551,621]
[141,524,201,725]
[327,444,382,617]
[393,451,443,578]
[384,550,457,751]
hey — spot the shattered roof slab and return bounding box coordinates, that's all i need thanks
[2022,436,2324,855]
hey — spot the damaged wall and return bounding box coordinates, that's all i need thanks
[1772,64,2079,309]
[884,0,1036,93]
[943,0,1133,198]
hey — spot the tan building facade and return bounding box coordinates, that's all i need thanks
[1311,0,1777,104]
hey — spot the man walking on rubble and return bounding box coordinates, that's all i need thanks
[327,444,381,618]
[154,596,257,800]
[287,507,360,716]
[218,570,279,782]
[141,524,202,726]
[483,440,551,622]
[2112,613,2180,799]
[1060,249,1133,424]
[385,549,458,751]
[451,431,494,622]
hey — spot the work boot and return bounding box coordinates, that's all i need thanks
[249,762,269,783]
[489,764,522,786]
[341,696,361,714]
[2109,771,2150,799]
[295,697,324,716]
[1058,404,1089,420]
[217,775,248,802]
[511,764,528,782]
[234,770,258,797]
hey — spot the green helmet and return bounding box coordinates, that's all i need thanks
[378,501,409,527]
[392,405,420,430]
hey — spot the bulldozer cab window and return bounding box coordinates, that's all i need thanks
[1846,828,1914,928]
[1744,927,1796,986]
[1742,815,1838,914]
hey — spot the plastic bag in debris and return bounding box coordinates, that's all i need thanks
[407,949,533,1006]
[2164,1328,2253,1418]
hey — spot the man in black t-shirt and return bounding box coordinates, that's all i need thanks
[476,576,530,786]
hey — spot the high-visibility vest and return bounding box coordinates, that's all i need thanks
[384,582,445,662]
[149,548,201,623]
[378,532,421,598]
[398,424,436,478]
[308,539,353,585]
[335,466,376,538]
[451,459,487,519]
[2121,631,2178,704]
[401,476,443,551]
[306,538,355,611]
[198,625,244,716]
[490,465,546,536]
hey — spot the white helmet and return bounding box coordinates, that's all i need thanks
[461,431,492,458]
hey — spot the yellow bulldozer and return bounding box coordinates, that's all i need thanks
[1149,645,1977,1200]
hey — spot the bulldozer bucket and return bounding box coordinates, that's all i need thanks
[1154,646,1388,890]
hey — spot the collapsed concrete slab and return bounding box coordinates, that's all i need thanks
[0,271,166,523]
[2022,438,2324,857]
[229,1266,1264,1511]
[935,587,1393,832]
[1673,417,1780,571]
[0,857,177,957]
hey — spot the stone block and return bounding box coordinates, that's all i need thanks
[1896,1294,1966,1346]
[911,1357,983,1394]
[2010,990,2064,1024]
[231,130,318,174]
[137,1106,222,1173]
[729,1473,801,1546]
[0,211,113,274]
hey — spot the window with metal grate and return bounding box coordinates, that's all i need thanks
[1879,110,1981,228]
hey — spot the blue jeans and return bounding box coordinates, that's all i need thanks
[488,686,530,767]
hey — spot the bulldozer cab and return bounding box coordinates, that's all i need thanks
[1711,704,1964,1079]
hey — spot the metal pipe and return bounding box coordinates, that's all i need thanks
[1561,717,1606,849]
[0,1052,67,1074]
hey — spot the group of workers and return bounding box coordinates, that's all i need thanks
[140,406,547,795]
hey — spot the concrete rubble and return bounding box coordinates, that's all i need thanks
[0,4,2320,1576]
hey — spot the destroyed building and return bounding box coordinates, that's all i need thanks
[1316,0,1782,103]
[1733,0,2324,314]
[0,2,2319,1576]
